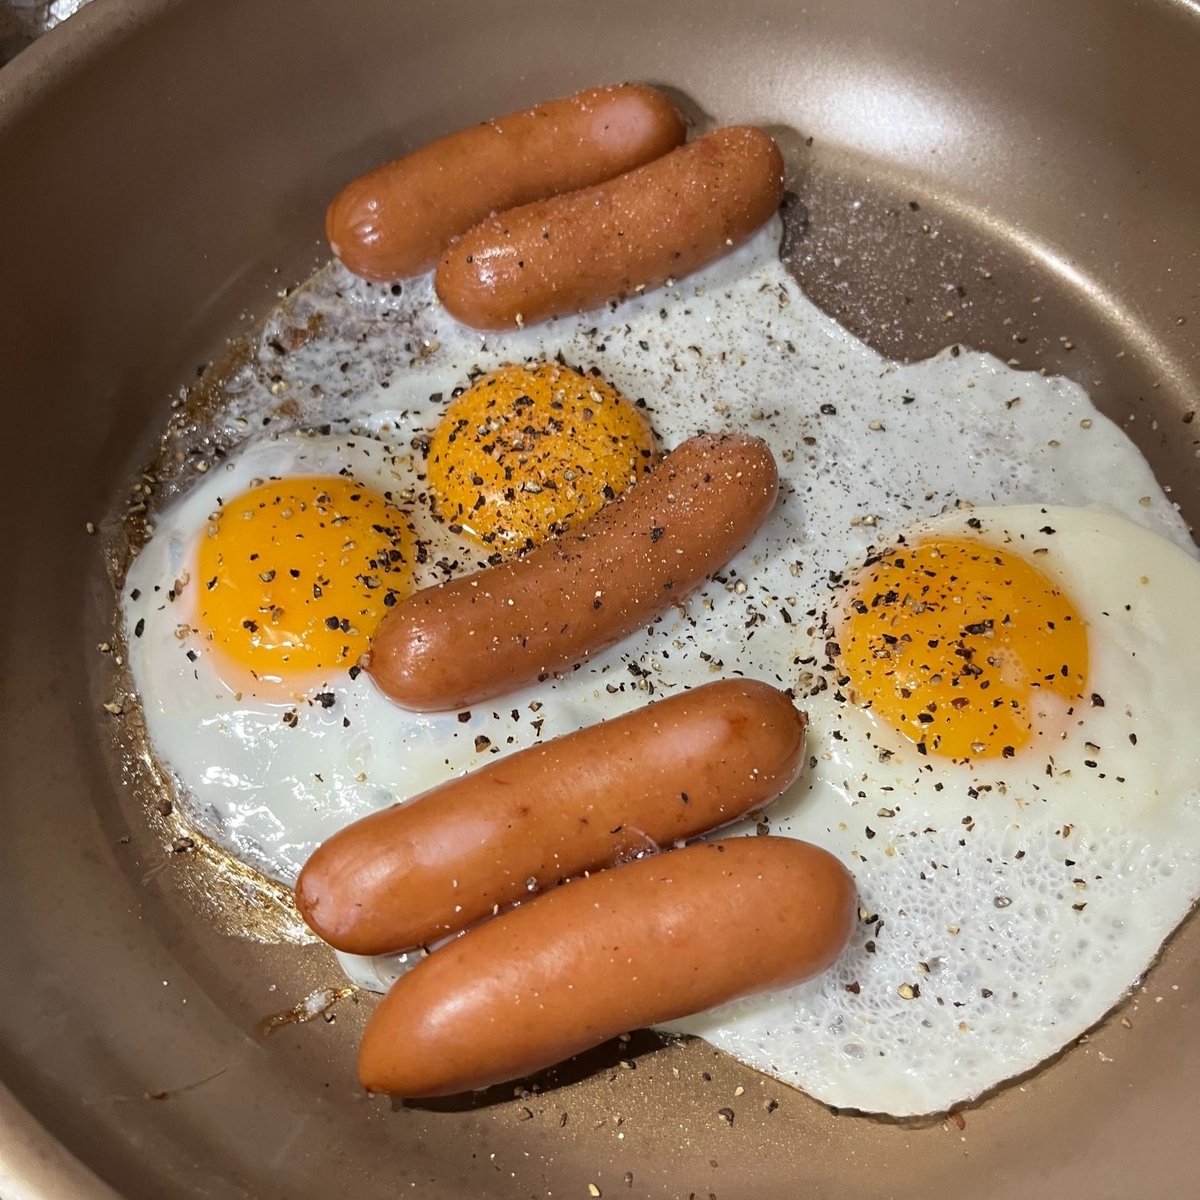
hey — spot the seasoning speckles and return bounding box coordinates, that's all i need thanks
[425,361,655,552]
[835,534,1087,760]
[197,475,415,684]
[119,216,1200,1122]
[672,503,1200,1116]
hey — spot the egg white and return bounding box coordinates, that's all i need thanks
[123,217,1199,1113]
[123,432,511,878]
[665,504,1200,1115]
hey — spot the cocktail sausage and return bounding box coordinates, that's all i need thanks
[435,125,784,328]
[358,837,857,1097]
[296,680,806,955]
[327,84,686,281]
[368,433,778,711]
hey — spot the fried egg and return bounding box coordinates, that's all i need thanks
[666,504,1200,1115]
[123,215,1199,1114]
[125,362,654,877]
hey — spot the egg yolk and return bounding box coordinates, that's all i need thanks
[426,361,655,551]
[196,476,413,688]
[837,536,1088,759]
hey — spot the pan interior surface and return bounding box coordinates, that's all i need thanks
[0,1,1196,1198]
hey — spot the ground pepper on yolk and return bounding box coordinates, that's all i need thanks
[425,361,656,552]
[197,476,414,687]
[836,535,1088,759]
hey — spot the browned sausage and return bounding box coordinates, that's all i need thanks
[357,837,856,1096]
[434,125,784,329]
[295,679,806,956]
[326,84,686,282]
[368,432,778,711]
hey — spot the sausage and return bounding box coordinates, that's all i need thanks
[367,432,778,711]
[434,125,784,329]
[357,837,857,1096]
[326,84,686,282]
[295,679,806,956]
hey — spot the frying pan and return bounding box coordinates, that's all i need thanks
[1,0,1197,1196]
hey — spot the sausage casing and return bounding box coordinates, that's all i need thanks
[295,679,806,956]
[357,837,857,1096]
[368,432,778,711]
[435,125,784,329]
[327,84,686,281]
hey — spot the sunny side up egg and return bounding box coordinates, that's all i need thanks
[122,217,1200,1116]
[667,504,1200,1114]
[123,365,652,876]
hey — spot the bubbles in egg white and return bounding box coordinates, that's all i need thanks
[124,217,1199,1113]
[664,504,1200,1115]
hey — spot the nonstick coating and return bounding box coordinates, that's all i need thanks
[0,1,1197,1197]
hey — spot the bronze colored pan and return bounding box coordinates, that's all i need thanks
[0,0,1197,1196]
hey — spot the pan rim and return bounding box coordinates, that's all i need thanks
[0,0,176,132]
[0,1079,120,1200]
[0,4,180,1191]
[2,0,1198,1196]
